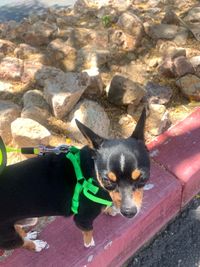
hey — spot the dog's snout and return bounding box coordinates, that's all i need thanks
[121,206,137,218]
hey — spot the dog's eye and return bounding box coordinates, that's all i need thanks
[101,176,116,191]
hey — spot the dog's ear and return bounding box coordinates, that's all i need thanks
[130,108,146,141]
[75,119,105,149]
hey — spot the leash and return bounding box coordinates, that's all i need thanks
[0,138,112,213]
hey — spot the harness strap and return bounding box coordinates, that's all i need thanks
[66,147,112,214]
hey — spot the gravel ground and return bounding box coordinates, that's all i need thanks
[125,197,200,267]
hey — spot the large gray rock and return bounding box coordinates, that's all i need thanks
[173,56,194,77]
[77,46,110,70]
[22,90,51,125]
[147,24,188,44]
[0,57,23,81]
[21,21,57,46]
[11,118,51,147]
[117,12,144,44]
[106,74,146,106]
[44,72,90,119]
[176,74,200,101]
[0,100,21,144]
[147,104,170,136]
[145,82,172,105]
[35,66,65,87]
[67,99,110,143]
[47,39,77,71]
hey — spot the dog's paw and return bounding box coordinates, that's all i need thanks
[84,238,95,248]
[104,206,120,217]
[26,231,38,240]
[33,240,49,252]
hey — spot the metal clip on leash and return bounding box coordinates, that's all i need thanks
[37,144,71,155]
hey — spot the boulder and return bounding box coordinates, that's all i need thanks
[176,74,200,101]
[21,90,51,125]
[0,57,23,81]
[107,74,146,106]
[11,118,51,147]
[0,100,21,144]
[67,99,110,143]
[44,72,90,119]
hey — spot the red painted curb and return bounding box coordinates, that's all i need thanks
[1,162,182,267]
[148,107,200,206]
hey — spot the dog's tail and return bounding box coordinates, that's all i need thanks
[0,136,7,175]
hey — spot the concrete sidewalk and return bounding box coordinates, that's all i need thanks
[1,108,200,267]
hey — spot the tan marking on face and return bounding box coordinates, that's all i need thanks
[131,169,141,181]
[132,189,143,209]
[82,230,93,246]
[108,171,117,182]
[23,240,36,251]
[109,191,121,208]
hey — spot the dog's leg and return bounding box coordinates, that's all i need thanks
[14,224,49,252]
[82,230,95,248]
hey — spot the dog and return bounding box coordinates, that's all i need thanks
[0,108,150,252]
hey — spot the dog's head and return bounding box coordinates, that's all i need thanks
[76,108,150,218]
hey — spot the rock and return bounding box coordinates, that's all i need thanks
[183,7,200,22]
[109,29,140,51]
[44,72,90,119]
[74,28,108,49]
[67,99,110,143]
[183,7,200,41]
[173,28,188,45]
[176,74,200,101]
[158,57,175,78]
[0,39,16,54]
[189,56,200,69]
[35,66,64,87]
[0,81,14,98]
[144,82,172,104]
[21,61,43,83]
[21,21,57,46]
[147,24,187,42]
[0,57,23,81]
[77,46,110,69]
[117,12,144,41]
[0,20,20,40]
[0,100,21,144]
[147,104,170,136]
[162,46,186,60]
[21,90,51,125]
[47,39,77,71]
[173,56,194,77]
[11,118,51,147]
[147,24,179,39]
[82,68,103,96]
[106,74,146,106]
[14,43,39,59]
[161,10,180,25]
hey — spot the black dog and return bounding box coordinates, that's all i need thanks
[0,108,150,252]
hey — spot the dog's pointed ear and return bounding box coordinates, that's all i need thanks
[130,108,146,141]
[75,119,105,149]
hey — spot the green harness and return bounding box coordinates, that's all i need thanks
[66,146,112,214]
[0,138,112,214]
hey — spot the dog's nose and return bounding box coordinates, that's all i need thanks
[121,206,137,218]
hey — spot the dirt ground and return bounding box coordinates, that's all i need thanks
[125,196,200,267]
